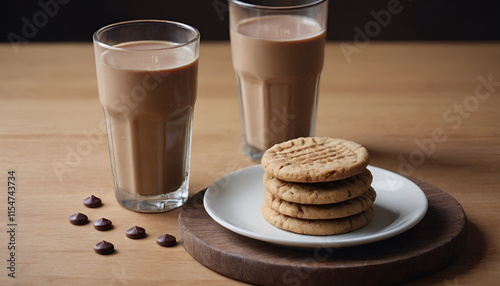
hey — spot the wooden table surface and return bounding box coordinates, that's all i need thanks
[0,42,499,285]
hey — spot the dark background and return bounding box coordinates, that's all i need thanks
[1,0,500,42]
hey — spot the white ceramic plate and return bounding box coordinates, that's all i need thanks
[204,165,428,248]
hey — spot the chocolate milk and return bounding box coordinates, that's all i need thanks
[230,15,326,154]
[95,41,198,196]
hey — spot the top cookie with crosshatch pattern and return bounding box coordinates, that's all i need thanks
[261,137,369,183]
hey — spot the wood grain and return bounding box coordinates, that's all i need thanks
[0,42,499,285]
[178,178,467,286]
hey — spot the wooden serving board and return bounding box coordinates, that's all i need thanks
[178,178,467,286]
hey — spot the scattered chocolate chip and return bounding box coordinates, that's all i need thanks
[83,195,102,208]
[69,213,89,225]
[93,218,113,231]
[125,226,146,239]
[156,233,177,247]
[93,240,114,255]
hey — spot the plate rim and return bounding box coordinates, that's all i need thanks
[204,165,428,248]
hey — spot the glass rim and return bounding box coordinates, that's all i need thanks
[229,0,327,10]
[93,19,200,52]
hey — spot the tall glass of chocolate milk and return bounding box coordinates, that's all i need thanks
[93,20,199,212]
[229,0,328,161]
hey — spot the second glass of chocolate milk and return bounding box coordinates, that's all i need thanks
[229,0,328,161]
[93,20,199,212]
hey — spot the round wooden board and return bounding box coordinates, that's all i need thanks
[178,178,467,286]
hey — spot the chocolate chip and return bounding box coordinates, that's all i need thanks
[93,218,113,231]
[125,226,146,239]
[69,213,88,225]
[156,233,177,247]
[83,195,102,208]
[93,240,114,255]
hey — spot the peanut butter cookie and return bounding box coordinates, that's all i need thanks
[261,137,369,183]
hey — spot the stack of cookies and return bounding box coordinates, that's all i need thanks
[260,137,376,236]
